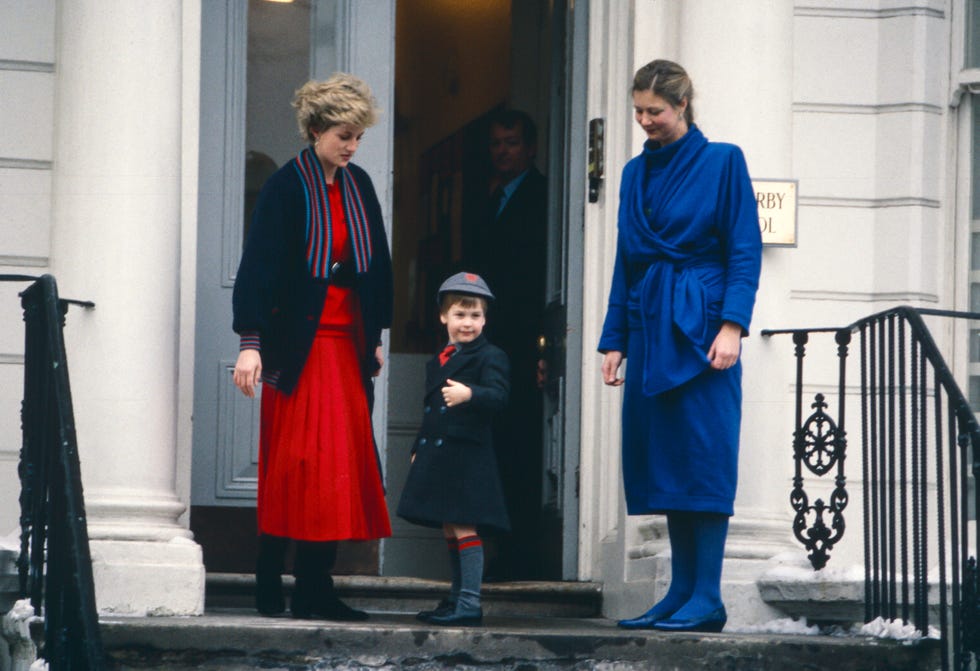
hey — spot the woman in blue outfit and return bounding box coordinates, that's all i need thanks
[599,60,762,633]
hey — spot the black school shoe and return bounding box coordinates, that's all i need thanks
[428,604,483,626]
[416,598,454,622]
[291,589,369,621]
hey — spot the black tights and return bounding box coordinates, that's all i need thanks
[257,535,338,580]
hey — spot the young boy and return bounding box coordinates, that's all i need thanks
[396,271,511,626]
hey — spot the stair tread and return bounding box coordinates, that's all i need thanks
[101,609,942,671]
[208,572,601,596]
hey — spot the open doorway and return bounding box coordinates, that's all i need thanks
[382,0,576,581]
[189,0,582,583]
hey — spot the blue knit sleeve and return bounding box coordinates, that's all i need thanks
[718,145,762,335]
[598,235,630,354]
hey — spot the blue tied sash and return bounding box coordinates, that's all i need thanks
[620,127,715,396]
[635,259,712,396]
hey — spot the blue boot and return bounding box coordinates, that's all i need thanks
[652,513,728,632]
[618,512,696,629]
[652,605,727,633]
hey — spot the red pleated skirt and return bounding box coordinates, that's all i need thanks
[257,286,392,541]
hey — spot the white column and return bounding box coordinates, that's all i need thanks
[50,0,203,615]
[678,0,799,625]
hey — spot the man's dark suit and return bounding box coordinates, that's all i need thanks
[473,166,548,579]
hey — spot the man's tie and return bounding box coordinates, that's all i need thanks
[439,343,457,366]
[489,186,505,220]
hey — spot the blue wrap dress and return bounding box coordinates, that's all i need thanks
[598,126,762,516]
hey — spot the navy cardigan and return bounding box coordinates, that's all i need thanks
[232,159,392,396]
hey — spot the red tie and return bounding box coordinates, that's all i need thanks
[439,344,457,366]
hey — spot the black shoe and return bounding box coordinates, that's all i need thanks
[292,591,369,621]
[255,575,285,616]
[429,605,483,627]
[416,598,454,622]
[257,596,285,617]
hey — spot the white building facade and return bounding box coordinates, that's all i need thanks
[0,0,969,626]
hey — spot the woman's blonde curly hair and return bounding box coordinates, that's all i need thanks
[292,73,380,143]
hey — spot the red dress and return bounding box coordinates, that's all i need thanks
[257,181,392,541]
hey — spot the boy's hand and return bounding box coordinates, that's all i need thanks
[442,379,472,407]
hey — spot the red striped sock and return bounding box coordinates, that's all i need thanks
[457,535,482,552]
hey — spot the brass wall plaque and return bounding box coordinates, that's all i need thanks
[753,179,798,247]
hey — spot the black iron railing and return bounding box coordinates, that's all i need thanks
[763,307,980,671]
[2,274,104,670]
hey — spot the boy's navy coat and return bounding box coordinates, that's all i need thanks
[397,334,511,531]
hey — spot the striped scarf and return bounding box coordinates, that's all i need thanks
[293,146,373,279]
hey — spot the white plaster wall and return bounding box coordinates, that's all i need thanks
[750,1,950,578]
[0,74,53,164]
[792,5,947,311]
[785,5,947,371]
[785,9,951,572]
[0,1,54,61]
[0,169,51,263]
[0,0,56,536]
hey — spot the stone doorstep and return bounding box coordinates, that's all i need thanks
[97,610,943,671]
[757,561,953,627]
[758,568,866,624]
[206,573,603,618]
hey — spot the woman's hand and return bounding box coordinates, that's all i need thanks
[708,321,743,370]
[373,344,384,377]
[601,351,624,386]
[233,349,262,398]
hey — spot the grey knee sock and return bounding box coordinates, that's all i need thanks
[456,535,484,613]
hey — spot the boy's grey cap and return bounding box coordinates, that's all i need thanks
[438,271,495,301]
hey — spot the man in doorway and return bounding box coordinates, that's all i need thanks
[471,108,548,581]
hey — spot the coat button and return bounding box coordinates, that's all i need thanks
[439,406,447,414]
[424,406,431,413]
[419,438,427,446]
[434,439,443,447]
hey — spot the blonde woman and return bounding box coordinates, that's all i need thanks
[232,73,393,620]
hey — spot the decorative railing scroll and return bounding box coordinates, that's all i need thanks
[787,328,851,571]
[763,307,980,671]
